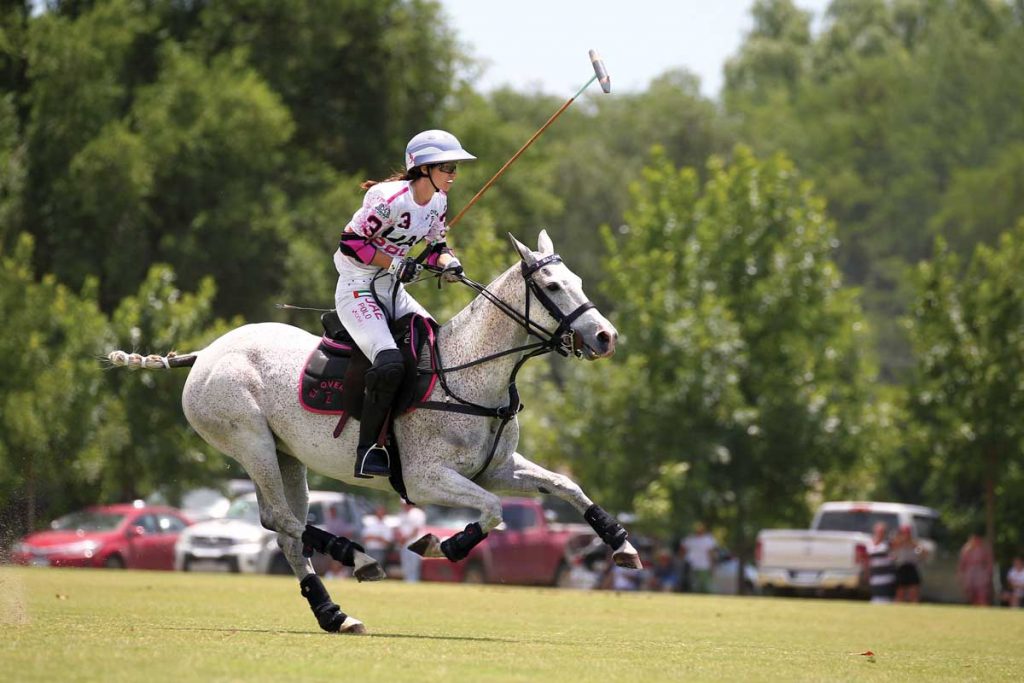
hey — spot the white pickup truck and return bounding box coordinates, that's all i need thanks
[755,501,960,601]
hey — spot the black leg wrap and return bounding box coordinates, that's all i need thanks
[440,522,488,562]
[299,574,348,633]
[584,504,628,549]
[302,525,365,566]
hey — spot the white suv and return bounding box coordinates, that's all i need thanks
[175,490,366,574]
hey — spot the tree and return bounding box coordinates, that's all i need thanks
[103,264,241,505]
[0,234,113,538]
[525,147,878,556]
[904,225,1024,557]
[723,0,1024,378]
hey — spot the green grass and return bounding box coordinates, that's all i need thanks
[2,567,1022,682]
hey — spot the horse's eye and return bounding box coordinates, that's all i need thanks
[545,282,561,292]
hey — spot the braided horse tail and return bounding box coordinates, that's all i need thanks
[107,350,198,370]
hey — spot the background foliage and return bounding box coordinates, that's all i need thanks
[1,0,1022,566]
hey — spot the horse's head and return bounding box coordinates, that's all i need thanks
[509,230,618,360]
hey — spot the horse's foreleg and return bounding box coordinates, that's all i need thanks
[479,452,642,569]
[404,467,503,561]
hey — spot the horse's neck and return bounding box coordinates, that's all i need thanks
[437,265,532,403]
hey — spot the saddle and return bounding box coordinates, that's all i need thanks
[299,310,438,421]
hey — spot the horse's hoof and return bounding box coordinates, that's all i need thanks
[613,551,643,569]
[350,549,386,582]
[339,616,367,635]
[613,540,643,569]
[408,533,443,558]
[353,563,386,582]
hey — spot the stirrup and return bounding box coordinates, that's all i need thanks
[355,444,391,479]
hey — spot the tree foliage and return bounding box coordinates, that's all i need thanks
[2,1,1023,562]
[525,147,879,553]
[903,224,1024,557]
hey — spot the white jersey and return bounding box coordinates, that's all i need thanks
[334,180,447,277]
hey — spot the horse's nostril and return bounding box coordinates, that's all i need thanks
[597,330,615,351]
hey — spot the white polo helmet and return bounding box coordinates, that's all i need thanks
[405,129,476,170]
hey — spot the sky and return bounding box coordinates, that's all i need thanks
[438,0,832,100]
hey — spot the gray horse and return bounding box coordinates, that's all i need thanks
[109,230,640,634]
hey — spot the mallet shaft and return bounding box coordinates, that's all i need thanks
[448,95,577,228]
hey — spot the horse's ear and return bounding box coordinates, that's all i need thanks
[508,233,535,264]
[537,229,554,255]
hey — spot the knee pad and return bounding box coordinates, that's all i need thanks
[366,349,405,394]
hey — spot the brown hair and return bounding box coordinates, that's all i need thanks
[360,166,426,191]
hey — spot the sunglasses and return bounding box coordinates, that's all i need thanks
[434,162,458,174]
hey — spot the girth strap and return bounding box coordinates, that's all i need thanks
[413,383,524,481]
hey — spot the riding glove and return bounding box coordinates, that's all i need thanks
[388,256,422,283]
[441,256,464,283]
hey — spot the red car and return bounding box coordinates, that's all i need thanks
[420,498,595,586]
[11,502,192,570]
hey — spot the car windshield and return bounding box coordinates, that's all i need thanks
[51,511,126,532]
[424,505,478,530]
[224,498,261,523]
[817,510,900,534]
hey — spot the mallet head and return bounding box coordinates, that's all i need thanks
[589,49,611,93]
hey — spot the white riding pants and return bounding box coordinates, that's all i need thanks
[334,270,430,364]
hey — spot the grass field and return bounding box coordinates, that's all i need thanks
[2,567,1022,682]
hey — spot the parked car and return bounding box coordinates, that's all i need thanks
[10,501,192,570]
[175,480,255,522]
[420,497,595,586]
[756,501,960,601]
[175,490,365,574]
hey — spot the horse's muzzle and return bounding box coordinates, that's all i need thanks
[575,328,617,360]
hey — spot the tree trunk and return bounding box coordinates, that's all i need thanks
[984,447,997,547]
[25,452,36,533]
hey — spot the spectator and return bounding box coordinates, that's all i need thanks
[647,547,680,592]
[958,530,994,606]
[892,524,927,603]
[396,502,426,583]
[680,522,717,594]
[1004,555,1024,608]
[362,505,394,570]
[864,521,896,604]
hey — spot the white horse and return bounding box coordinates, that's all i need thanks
[109,230,640,634]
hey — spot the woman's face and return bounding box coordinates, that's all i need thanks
[427,162,458,191]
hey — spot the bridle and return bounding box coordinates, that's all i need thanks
[412,252,598,480]
[518,253,596,358]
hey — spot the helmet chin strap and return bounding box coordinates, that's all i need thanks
[424,166,442,193]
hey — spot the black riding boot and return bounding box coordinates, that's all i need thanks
[354,349,405,479]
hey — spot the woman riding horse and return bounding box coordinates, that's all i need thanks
[334,129,475,479]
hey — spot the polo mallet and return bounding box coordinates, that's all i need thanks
[447,49,611,228]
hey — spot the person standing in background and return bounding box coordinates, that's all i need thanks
[958,531,994,606]
[680,522,718,594]
[864,521,896,604]
[361,505,395,571]
[396,502,427,582]
[892,525,926,603]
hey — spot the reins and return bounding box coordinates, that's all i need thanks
[411,255,595,481]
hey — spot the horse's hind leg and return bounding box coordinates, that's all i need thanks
[276,453,366,634]
[186,397,366,633]
[478,452,642,569]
